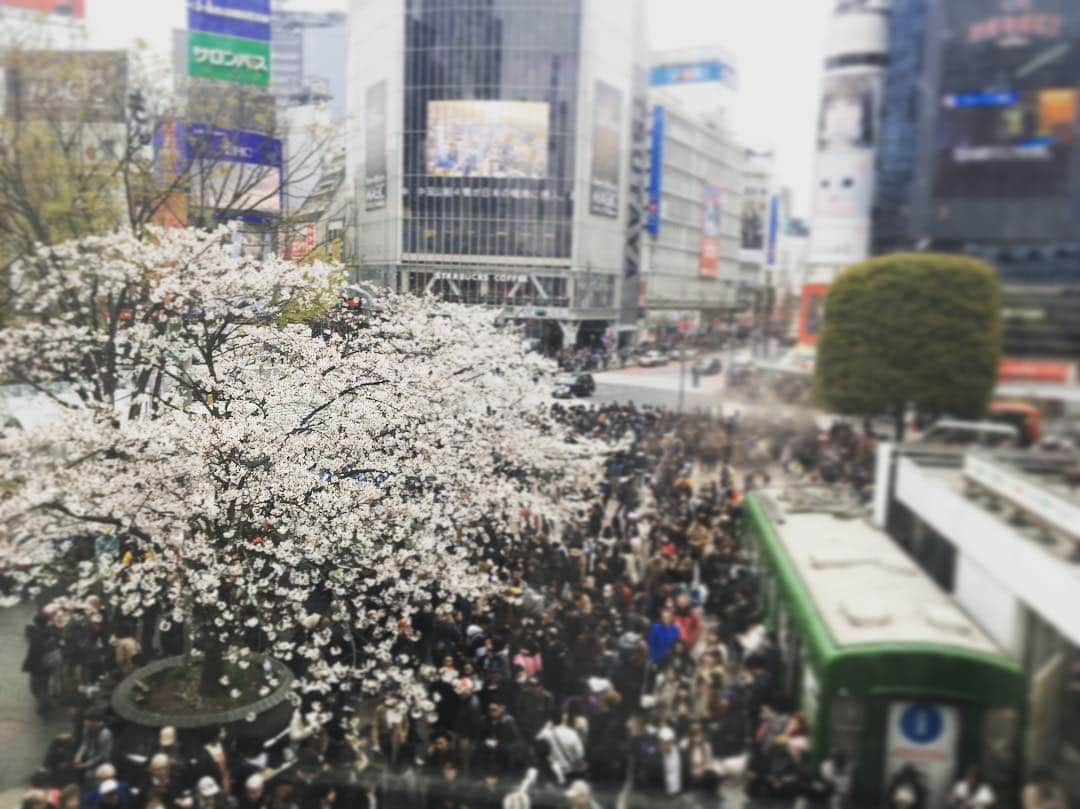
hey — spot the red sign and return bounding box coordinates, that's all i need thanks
[700,181,722,279]
[288,223,316,260]
[798,284,829,345]
[998,359,1075,384]
[0,0,85,16]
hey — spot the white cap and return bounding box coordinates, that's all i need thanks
[99,779,118,795]
[197,776,220,797]
[246,773,265,792]
[658,726,676,742]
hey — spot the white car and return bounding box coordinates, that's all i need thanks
[637,351,669,368]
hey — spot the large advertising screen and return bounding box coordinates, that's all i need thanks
[590,81,623,218]
[740,185,766,253]
[365,81,387,210]
[700,182,722,279]
[934,0,1080,198]
[425,100,549,180]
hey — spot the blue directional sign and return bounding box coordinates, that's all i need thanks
[899,703,945,745]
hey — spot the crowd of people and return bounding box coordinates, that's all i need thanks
[17,400,1043,809]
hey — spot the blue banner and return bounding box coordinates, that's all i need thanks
[190,0,269,14]
[766,195,780,266]
[184,124,282,167]
[646,105,665,236]
[188,9,270,42]
[650,61,736,89]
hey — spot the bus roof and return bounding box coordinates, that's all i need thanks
[750,488,1002,656]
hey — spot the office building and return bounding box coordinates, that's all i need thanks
[869,0,1080,358]
[346,0,648,351]
[639,74,742,339]
[272,3,347,122]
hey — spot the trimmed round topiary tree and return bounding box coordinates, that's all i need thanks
[813,253,1002,439]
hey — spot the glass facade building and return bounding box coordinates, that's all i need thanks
[402,0,581,260]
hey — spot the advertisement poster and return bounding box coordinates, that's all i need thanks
[0,0,84,15]
[365,81,387,210]
[590,80,623,218]
[5,51,127,122]
[798,284,829,345]
[934,0,1078,198]
[741,184,766,256]
[184,126,282,218]
[884,702,960,809]
[649,60,736,89]
[817,72,878,151]
[426,100,549,179]
[700,181,722,279]
[646,105,666,235]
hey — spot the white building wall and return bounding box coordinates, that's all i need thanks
[346,0,403,268]
[893,456,1080,650]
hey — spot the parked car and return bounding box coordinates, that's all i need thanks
[637,351,669,368]
[692,357,722,376]
[552,373,596,398]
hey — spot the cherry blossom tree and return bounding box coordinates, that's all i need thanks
[0,226,600,713]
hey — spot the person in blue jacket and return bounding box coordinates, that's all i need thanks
[648,608,680,665]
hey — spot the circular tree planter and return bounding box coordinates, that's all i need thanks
[111,655,295,742]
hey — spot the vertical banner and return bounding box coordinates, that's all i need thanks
[798,283,829,344]
[700,181,722,279]
[364,80,387,211]
[766,194,780,266]
[646,105,665,236]
[590,80,623,218]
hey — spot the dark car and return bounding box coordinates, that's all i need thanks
[692,357,722,376]
[552,373,596,398]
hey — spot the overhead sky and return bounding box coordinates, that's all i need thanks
[84,0,831,215]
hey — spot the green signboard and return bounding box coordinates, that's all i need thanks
[188,30,270,87]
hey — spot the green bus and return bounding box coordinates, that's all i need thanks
[743,488,1025,809]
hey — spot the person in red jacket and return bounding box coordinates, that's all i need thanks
[673,592,702,649]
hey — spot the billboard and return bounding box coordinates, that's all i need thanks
[4,51,127,122]
[740,184,767,255]
[184,126,282,219]
[700,182,722,279]
[0,0,84,15]
[425,100,549,179]
[646,105,665,235]
[798,284,829,345]
[810,67,883,265]
[817,72,878,151]
[650,60,736,90]
[188,30,270,88]
[934,0,1080,199]
[590,81,623,218]
[364,81,387,210]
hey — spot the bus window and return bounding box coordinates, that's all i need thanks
[981,708,1020,780]
[829,692,864,757]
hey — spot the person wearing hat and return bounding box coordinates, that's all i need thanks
[81,776,135,809]
[194,776,229,809]
[564,780,602,809]
[237,773,268,809]
[633,726,687,806]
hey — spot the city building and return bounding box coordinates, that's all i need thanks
[271,2,347,122]
[346,0,649,351]
[738,148,780,339]
[639,87,742,341]
[874,443,1080,794]
[648,45,737,124]
[868,0,1080,359]
[0,0,86,45]
[807,0,892,281]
